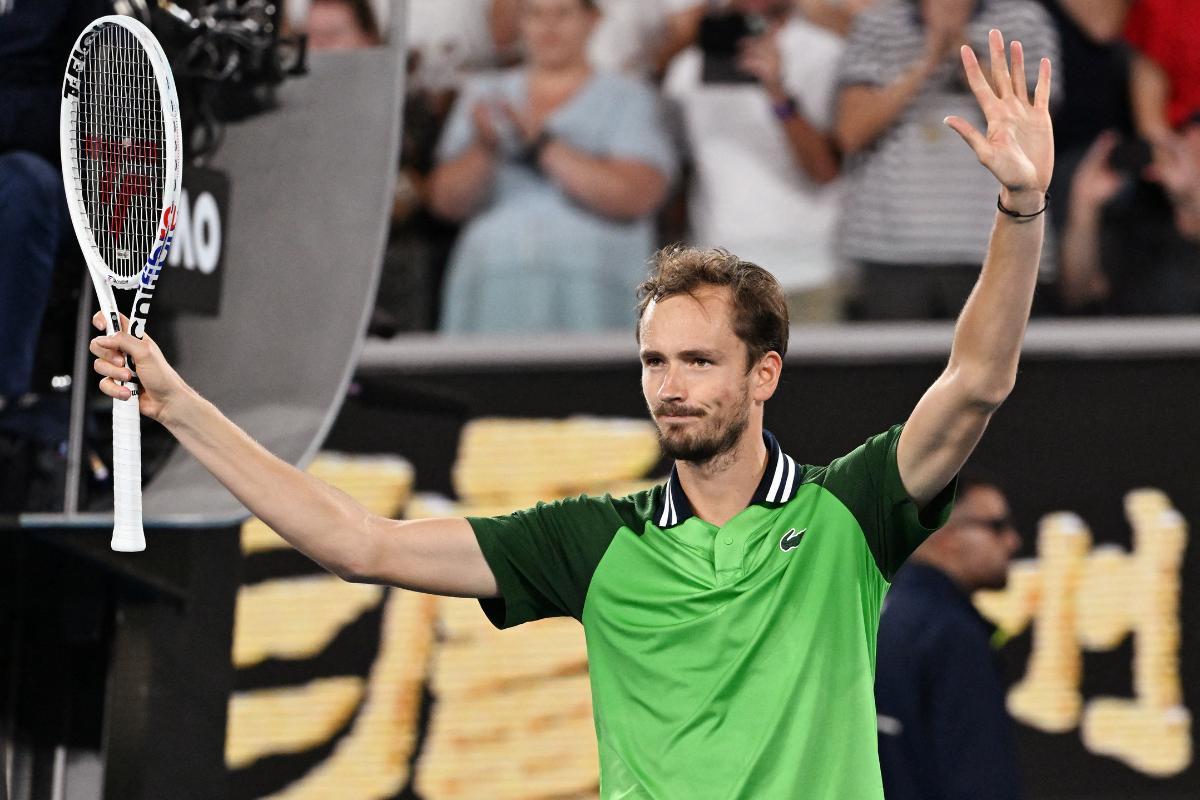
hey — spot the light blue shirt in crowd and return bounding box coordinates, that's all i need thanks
[436,68,677,334]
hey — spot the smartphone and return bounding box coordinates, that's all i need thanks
[699,12,768,85]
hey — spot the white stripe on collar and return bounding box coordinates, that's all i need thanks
[658,479,675,527]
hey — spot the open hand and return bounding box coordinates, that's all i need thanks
[945,29,1054,204]
[1145,129,1200,203]
[1071,131,1124,212]
[89,311,187,422]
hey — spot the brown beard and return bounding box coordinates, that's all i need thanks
[654,394,751,465]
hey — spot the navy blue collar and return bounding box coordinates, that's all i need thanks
[652,430,800,528]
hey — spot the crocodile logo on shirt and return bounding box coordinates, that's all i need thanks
[779,528,806,552]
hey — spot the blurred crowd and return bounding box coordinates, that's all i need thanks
[305,0,1200,333]
[4,0,1200,413]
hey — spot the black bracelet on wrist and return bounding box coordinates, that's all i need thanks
[997,192,1050,219]
[517,131,555,172]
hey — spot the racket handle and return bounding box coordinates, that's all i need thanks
[111,392,146,552]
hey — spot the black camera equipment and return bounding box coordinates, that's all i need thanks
[113,0,309,158]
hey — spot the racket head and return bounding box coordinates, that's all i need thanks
[60,15,183,294]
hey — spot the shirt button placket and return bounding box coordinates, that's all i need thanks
[714,533,741,583]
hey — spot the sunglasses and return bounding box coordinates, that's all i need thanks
[956,515,1016,535]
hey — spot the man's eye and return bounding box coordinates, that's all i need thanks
[693,358,711,366]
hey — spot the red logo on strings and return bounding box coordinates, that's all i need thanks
[83,136,158,239]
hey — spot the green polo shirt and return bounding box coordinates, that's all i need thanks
[469,424,956,799]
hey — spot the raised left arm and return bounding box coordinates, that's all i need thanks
[898,29,1054,507]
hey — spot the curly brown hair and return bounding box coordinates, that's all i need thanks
[636,245,789,370]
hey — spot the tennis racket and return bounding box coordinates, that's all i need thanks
[60,15,183,552]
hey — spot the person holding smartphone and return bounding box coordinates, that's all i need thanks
[663,0,846,322]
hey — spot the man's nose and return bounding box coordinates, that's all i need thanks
[658,364,685,401]
[1005,528,1023,554]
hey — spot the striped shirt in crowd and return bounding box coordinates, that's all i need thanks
[836,0,1060,267]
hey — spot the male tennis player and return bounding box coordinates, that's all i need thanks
[89,30,1052,799]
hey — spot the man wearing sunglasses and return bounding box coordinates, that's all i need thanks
[875,471,1025,800]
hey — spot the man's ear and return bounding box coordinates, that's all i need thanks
[752,351,783,403]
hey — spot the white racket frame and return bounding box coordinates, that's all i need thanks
[60,15,183,552]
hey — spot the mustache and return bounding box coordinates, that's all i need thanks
[654,404,706,418]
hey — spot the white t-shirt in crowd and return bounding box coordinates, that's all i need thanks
[664,15,845,293]
[588,0,705,76]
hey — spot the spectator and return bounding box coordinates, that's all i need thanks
[835,0,1059,320]
[662,0,845,321]
[0,0,108,409]
[492,0,708,78]
[0,0,110,510]
[0,154,62,411]
[1029,1,1132,316]
[430,0,676,334]
[1148,118,1200,239]
[876,472,1025,800]
[1058,121,1200,313]
[1033,1,1133,158]
[1124,0,1200,142]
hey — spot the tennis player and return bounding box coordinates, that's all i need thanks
[88,30,1052,799]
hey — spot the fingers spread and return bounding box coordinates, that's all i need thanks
[1034,57,1052,109]
[1010,40,1028,103]
[989,29,1011,98]
[960,45,995,109]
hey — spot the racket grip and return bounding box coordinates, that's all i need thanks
[111,392,146,552]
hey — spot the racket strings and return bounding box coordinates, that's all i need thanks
[74,23,166,282]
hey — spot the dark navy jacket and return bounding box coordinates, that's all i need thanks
[0,0,111,158]
[875,562,1023,800]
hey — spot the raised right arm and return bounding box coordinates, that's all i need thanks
[89,314,499,598]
